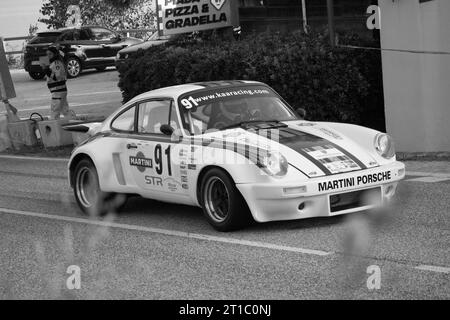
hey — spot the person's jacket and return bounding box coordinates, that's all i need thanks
[44,58,67,93]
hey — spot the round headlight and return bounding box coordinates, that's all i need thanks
[374,133,395,159]
[260,152,288,178]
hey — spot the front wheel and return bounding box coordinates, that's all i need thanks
[200,168,252,232]
[73,159,126,216]
[66,57,82,78]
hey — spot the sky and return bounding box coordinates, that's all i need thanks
[0,0,46,36]
[0,0,47,50]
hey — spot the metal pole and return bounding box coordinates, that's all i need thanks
[301,0,308,34]
[326,0,335,47]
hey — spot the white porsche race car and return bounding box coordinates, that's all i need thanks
[66,81,405,231]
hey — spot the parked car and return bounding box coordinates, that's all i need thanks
[24,26,142,80]
[64,81,405,231]
[115,33,170,68]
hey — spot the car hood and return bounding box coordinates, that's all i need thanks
[199,120,379,178]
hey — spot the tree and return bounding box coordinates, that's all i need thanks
[39,0,156,32]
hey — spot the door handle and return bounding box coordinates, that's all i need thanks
[127,143,138,149]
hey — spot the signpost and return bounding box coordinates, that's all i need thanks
[0,37,19,122]
[157,0,238,36]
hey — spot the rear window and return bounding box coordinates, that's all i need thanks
[29,33,61,44]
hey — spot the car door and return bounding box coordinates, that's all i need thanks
[89,27,119,61]
[73,27,105,67]
[124,99,189,198]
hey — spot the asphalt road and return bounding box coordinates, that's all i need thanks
[8,68,123,119]
[0,155,448,299]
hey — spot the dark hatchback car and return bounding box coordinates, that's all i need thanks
[24,26,142,80]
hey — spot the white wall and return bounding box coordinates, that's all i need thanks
[379,0,450,152]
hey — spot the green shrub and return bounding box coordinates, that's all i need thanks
[118,31,385,131]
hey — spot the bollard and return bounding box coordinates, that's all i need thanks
[38,119,74,148]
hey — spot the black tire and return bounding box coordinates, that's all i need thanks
[95,66,107,72]
[29,72,45,80]
[73,159,127,217]
[200,168,252,232]
[65,57,82,78]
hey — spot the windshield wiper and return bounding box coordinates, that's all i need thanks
[221,120,288,131]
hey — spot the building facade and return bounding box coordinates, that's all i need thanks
[239,0,373,36]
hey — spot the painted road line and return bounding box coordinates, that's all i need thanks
[1,207,449,274]
[0,207,332,257]
[406,176,450,183]
[415,265,450,274]
[18,100,120,113]
[0,155,69,162]
[406,171,450,178]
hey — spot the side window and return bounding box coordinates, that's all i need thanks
[181,103,214,135]
[59,31,74,41]
[137,100,177,135]
[90,27,116,41]
[79,28,91,40]
[111,106,136,132]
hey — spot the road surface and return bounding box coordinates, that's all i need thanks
[0,155,448,299]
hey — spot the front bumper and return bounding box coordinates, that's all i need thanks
[237,161,405,223]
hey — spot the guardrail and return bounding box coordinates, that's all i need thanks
[2,28,156,55]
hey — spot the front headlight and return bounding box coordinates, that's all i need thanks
[259,152,288,178]
[374,133,395,159]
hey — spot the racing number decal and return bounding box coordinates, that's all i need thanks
[180,96,199,110]
[154,144,172,177]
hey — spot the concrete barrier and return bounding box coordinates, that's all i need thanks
[0,113,12,151]
[7,119,39,149]
[71,132,89,146]
[38,120,74,148]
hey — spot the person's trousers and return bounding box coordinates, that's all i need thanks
[51,91,75,120]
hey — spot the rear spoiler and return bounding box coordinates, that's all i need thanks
[62,118,105,135]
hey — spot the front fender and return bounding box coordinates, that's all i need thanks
[319,122,396,165]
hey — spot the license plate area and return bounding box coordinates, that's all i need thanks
[329,187,381,213]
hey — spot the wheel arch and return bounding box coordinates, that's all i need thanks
[69,153,94,188]
[196,165,236,205]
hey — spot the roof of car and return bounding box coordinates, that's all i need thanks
[38,25,110,34]
[127,81,265,104]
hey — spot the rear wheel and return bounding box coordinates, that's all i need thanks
[200,168,252,232]
[29,72,45,80]
[66,57,82,78]
[73,159,126,216]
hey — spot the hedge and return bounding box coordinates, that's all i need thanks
[118,31,385,131]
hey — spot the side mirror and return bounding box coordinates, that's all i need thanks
[160,124,174,136]
[113,35,121,43]
[296,108,307,119]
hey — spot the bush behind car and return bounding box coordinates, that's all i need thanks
[118,31,385,131]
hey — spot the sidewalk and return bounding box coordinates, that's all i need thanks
[404,160,450,175]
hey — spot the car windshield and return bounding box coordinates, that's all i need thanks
[29,32,61,44]
[179,85,298,135]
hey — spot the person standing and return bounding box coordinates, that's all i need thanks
[41,47,75,120]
